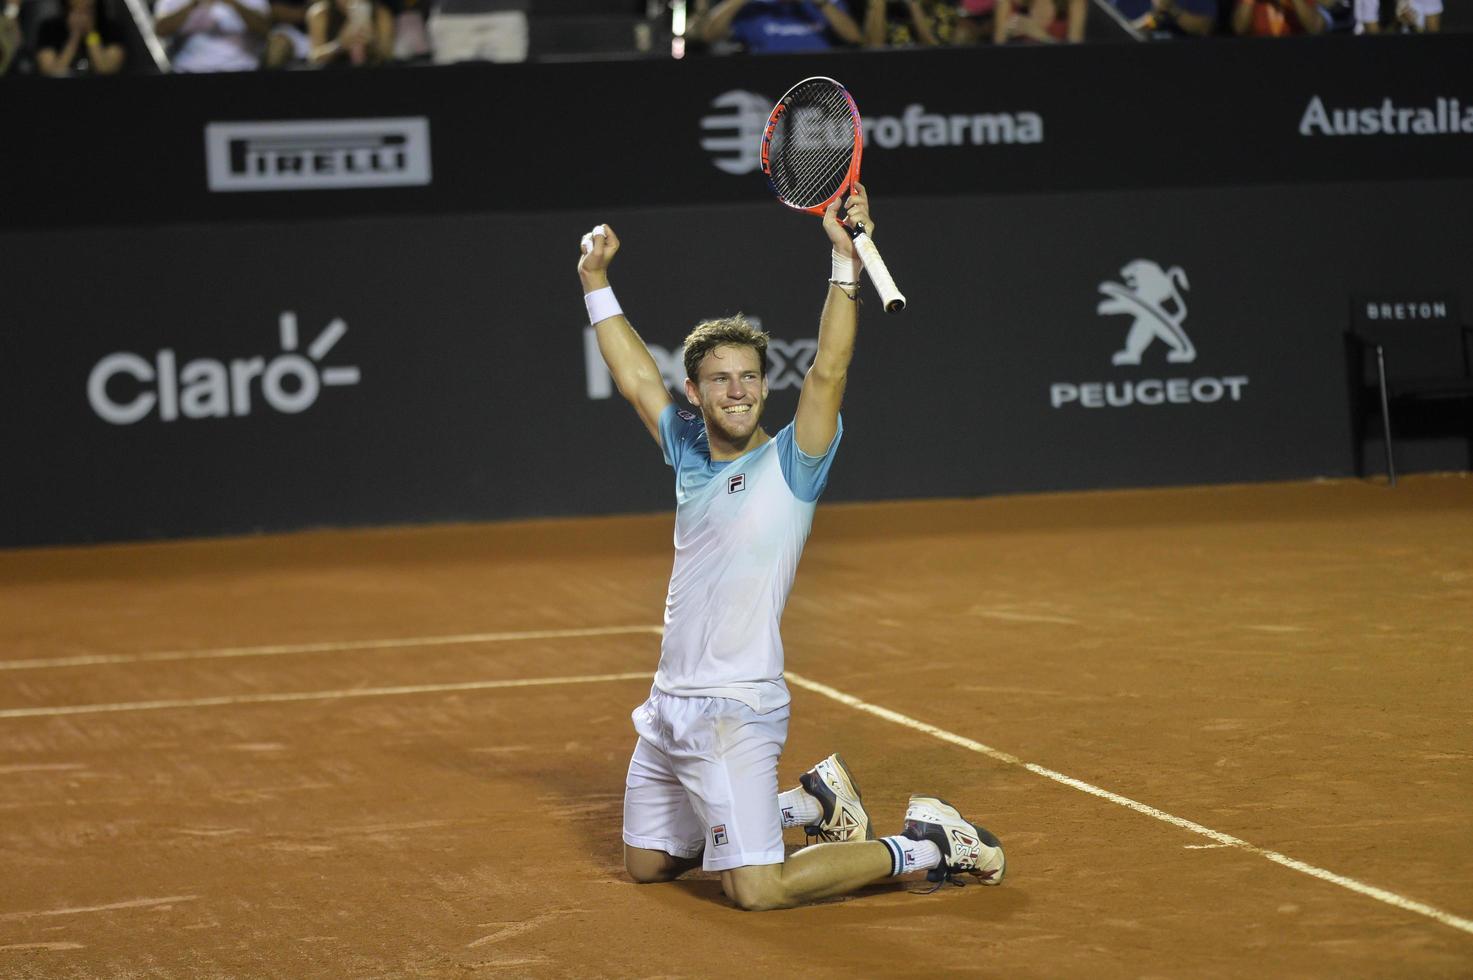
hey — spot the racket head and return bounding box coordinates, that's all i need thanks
[759,76,864,217]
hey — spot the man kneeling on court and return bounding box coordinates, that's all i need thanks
[575,185,1005,911]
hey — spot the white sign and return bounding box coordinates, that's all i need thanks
[1049,259,1250,410]
[1299,96,1473,137]
[205,118,432,192]
[699,91,1044,175]
[88,312,360,425]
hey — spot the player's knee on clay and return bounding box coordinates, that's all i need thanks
[722,865,790,912]
[624,846,667,883]
[624,844,689,884]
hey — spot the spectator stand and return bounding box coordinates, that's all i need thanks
[426,0,657,64]
[117,0,171,69]
[529,0,654,61]
[2,0,166,73]
[962,0,1141,44]
[1084,0,1141,37]
[6,0,53,71]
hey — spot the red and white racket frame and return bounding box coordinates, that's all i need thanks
[759,76,907,313]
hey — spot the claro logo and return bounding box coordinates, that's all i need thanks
[87,312,360,425]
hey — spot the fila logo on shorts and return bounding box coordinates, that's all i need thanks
[727,474,746,494]
[712,825,729,846]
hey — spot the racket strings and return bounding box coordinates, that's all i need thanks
[771,130,853,208]
[787,139,851,194]
[767,82,859,210]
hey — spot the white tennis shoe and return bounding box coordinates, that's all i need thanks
[903,795,1006,888]
[798,754,875,843]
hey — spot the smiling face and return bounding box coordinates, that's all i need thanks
[685,344,768,448]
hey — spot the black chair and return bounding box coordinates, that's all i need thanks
[1345,296,1473,486]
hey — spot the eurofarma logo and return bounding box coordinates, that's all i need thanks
[584,317,814,398]
[699,91,1043,175]
[700,91,773,175]
[87,312,360,425]
[205,118,432,192]
[1049,259,1249,410]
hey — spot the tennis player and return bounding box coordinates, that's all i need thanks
[576,184,1005,910]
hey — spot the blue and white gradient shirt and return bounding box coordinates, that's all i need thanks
[653,404,843,713]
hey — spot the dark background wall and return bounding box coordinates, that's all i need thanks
[2,37,1470,547]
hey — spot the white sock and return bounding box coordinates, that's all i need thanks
[879,835,941,876]
[777,786,822,828]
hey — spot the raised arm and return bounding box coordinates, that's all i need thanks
[578,224,673,445]
[1230,0,1254,33]
[154,0,200,37]
[221,0,270,34]
[1287,0,1325,31]
[815,0,864,44]
[794,183,870,457]
[696,0,749,42]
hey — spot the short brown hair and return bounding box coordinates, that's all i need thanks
[682,315,770,383]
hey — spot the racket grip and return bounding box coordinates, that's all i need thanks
[851,229,906,314]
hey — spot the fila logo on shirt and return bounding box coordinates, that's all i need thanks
[712,824,729,846]
[87,312,360,425]
[727,473,746,494]
[1048,259,1250,411]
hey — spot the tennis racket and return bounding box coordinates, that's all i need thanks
[759,76,907,313]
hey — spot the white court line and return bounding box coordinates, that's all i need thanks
[4,635,1468,939]
[0,672,652,719]
[0,626,664,672]
[0,895,199,922]
[785,670,1473,939]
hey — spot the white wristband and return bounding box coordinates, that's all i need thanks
[584,286,623,326]
[830,248,862,285]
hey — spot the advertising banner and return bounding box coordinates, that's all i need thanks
[3,177,1469,546]
[2,35,1472,230]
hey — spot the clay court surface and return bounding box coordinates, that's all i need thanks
[2,475,1471,978]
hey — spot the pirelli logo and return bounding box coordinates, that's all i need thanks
[205,118,432,192]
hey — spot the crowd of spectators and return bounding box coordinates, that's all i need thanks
[1124,0,1440,36]
[1,0,431,72]
[690,0,1091,49]
[690,0,1441,50]
[0,0,1450,76]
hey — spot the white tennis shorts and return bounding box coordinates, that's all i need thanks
[621,690,788,872]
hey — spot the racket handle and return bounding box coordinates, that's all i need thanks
[851,227,906,314]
